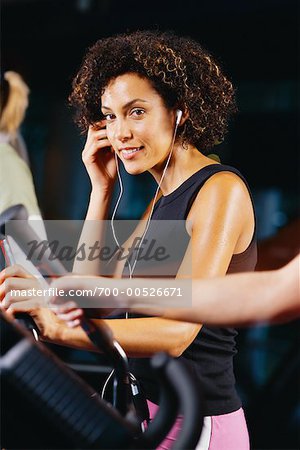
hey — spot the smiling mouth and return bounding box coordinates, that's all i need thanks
[121,146,144,159]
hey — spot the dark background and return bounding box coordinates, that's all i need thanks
[2,0,299,448]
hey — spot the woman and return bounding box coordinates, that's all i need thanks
[0,31,256,449]
[0,70,41,218]
[0,70,46,268]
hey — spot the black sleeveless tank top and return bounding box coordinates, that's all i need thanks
[127,164,257,416]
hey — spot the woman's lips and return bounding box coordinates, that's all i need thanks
[121,146,144,160]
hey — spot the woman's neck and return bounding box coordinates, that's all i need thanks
[149,143,217,196]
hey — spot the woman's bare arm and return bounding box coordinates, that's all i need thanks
[130,255,300,326]
[47,171,256,354]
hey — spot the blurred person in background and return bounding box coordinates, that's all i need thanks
[0,70,42,220]
[0,70,46,273]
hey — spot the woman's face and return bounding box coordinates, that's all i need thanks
[101,73,177,175]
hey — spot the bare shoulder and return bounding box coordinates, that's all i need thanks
[186,169,254,248]
[204,170,249,193]
[191,170,251,211]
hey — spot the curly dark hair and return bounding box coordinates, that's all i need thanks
[69,30,237,151]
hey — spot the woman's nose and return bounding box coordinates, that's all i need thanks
[115,119,133,142]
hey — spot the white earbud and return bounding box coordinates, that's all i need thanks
[176,109,183,126]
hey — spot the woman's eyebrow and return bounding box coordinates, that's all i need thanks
[102,98,149,111]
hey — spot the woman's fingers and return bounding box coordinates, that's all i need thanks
[91,119,106,130]
[65,319,81,328]
[81,121,116,188]
[0,264,33,283]
[51,300,83,328]
[0,265,45,311]
[2,294,43,311]
[6,299,43,314]
[85,130,108,147]
[82,141,113,168]
[84,122,111,149]
[56,308,83,323]
[0,276,37,302]
[48,282,86,327]
[83,138,112,156]
[92,128,107,140]
[1,278,45,309]
[52,300,78,313]
[86,122,108,145]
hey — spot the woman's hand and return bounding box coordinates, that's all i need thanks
[0,264,57,340]
[51,300,84,328]
[0,265,85,340]
[82,121,117,192]
[0,264,46,314]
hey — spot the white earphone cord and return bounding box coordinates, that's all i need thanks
[111,114,181,278]
[101,115,180,398]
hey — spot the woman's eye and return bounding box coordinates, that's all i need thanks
[131,108,145,117]
[104,113,115,121]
